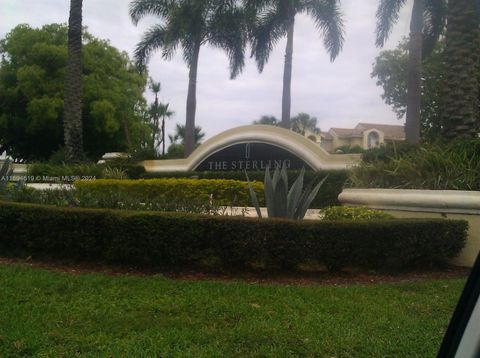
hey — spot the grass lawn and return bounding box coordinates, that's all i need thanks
[0,264,465,358]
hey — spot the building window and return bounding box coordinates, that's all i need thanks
[368,131,380,148]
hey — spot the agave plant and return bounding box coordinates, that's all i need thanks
[246,165,327,220]
[0,159,13,194]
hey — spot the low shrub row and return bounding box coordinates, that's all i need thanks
[3,185,243,215]
[74,178,264,207]
[322,206,393,221]
[0,201,467,271]
[26,165,346,207]
[140,170,349,208]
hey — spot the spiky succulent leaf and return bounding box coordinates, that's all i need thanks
[280,162,288,192]
[264,166,275,217]
[245,170,262,218]
[286,167,305,217]
[272,165,281,191]
[295,175,328,220]
[273,171,288,218]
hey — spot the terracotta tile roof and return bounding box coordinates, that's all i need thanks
[325,123,405,140]
[329,127,363,138]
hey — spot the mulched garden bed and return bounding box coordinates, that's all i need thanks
[0,256,470,286]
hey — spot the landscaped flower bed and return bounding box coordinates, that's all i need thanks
[1,177,264,214]
[140,169,349,208]
[0,201,467,272]
[74,178,263,207]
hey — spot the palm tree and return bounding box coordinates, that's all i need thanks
[63,0,85,163]
[168,133,178,145]
[148,80,162,151]
[147,80,175,155]
[170,124,206,146]
[130,0,247,157]
[290,112,320,135]
[159,103,174,155]
[376,0,446,144]
[248,0,344,128]
[441,0,479,138]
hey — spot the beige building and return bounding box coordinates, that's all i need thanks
[305,123,406,153]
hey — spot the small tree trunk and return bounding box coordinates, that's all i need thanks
[281,17,295,129]
[184,40,201,157]
[442,0,480,139]
[64,0,85,163]
[405,0,424,145]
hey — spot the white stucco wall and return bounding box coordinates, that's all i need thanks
[339,188,480,267]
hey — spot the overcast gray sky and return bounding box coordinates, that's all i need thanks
[1,0,412,140]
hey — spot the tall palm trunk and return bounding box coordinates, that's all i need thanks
[405,0,424,145]
[162,115,166,155]
[281,17,295,129]
[442,0,480,138]
[153,94,159,149]
[64,0,84,163]
[184,40,201,157]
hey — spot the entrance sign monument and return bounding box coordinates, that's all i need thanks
[142,125,360,172]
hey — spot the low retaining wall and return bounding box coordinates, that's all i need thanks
[339,189,480,267]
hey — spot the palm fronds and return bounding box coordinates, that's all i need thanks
[375,0,407,47]
[134,24,180,67]
[303,0,345,61]
[129,0,173,25]
[250,5,290,72]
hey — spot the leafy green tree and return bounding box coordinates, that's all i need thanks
[0,24,150,161]
[247,0,344,128]
[64,0,85,163]
[441,0,479,138]
[166,143,185,158]
[375,0,446,145]
[372,39,448,139]
[130,0,248,157]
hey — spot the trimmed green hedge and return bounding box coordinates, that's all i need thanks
[74,179,264,207]
[140,170,349,208]
[0,201,467,271]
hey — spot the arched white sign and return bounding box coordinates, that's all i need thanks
[143,125,360,172]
